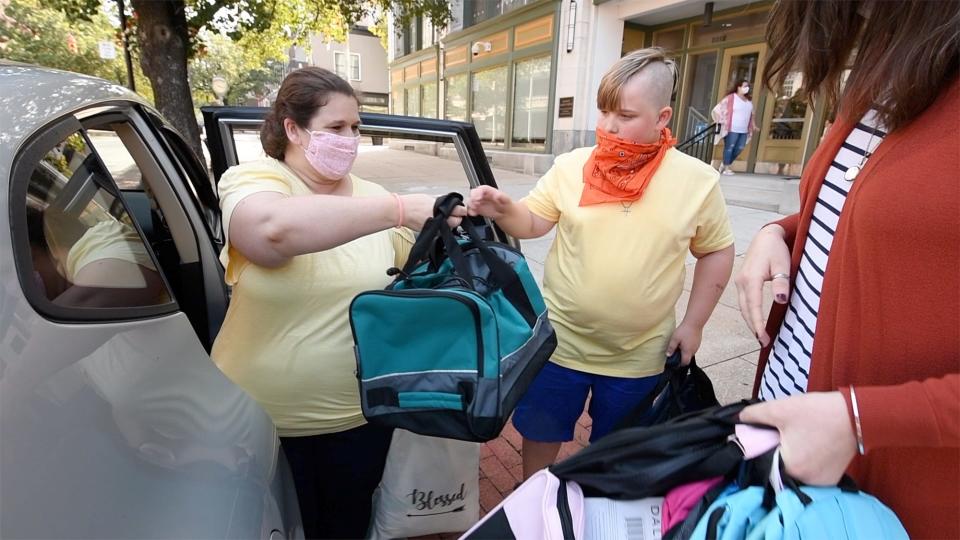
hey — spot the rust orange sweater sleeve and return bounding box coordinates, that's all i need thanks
[771,213,800,249]
[840,374,960,451]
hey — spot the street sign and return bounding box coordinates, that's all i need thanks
[98,41,117,60]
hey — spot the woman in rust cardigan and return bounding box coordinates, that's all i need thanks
[734,1,959,537]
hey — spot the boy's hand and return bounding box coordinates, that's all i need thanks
[667,322,703,366]
[468,186,514,220]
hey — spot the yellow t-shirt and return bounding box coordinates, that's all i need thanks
[211,158,414,436]
[65,220,157,280]
[523,147,733,377]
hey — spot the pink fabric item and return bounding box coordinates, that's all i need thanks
[459,469,584,540]
[661,476,724,533]
[302,130,360,180]
[735,424,780,459]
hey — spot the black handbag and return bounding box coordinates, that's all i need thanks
[613,350,720,430]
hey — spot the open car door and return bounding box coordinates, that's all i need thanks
[201,107,514,245]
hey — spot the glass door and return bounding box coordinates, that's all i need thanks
[714,44,767,171]
[755,70,814,175]
[682,51,718,141]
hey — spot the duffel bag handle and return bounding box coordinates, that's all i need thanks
[457,216,539,327]
[400,193,465,276]
[398,193,539,328]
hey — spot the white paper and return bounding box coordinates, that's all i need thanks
[583,497,664,540]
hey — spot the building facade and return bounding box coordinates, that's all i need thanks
[389,0,829,176]
[292,26,391,114]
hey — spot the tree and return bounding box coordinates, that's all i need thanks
[41,0,451,165]
[188,30,284,107]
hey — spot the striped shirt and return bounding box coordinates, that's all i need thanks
[759,111,887,401]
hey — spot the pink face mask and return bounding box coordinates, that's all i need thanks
[301,129,360,180]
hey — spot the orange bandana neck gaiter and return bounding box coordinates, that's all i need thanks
[579,127,677,207]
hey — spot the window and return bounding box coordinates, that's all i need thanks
[87,128,143,189]
[22,130,172,311]
[471,66,508,147]
[652,27,685,51]
[392,88,404,115]
[471,0,502,26]
[405,87,420,117]
[421,82,438,119]
[334,51,361,81]
[768,71,808,140]
[444,74,468,121]
[511,56,550,149]
[421,17,435,48]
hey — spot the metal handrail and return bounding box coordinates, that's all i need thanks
[676,122,720,164]
[685,108,711,141]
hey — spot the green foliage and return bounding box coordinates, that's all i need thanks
[35,0,450,57]
[188,29,286,106]
[6,0,452,106]
[0,0,155,103]
[2,0,116,77]
[184,1,451,107]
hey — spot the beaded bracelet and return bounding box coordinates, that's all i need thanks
[391,193,404,229]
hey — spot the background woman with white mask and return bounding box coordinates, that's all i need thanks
[712,79,758,175]
[211,67,466,539]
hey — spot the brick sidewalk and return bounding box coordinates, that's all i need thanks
[413,412,592,540]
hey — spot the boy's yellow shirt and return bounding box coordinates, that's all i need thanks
[211,158,413,436]
[523,146,733,377]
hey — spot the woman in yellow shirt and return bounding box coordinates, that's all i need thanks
[469,48,735,478]
[211,68,465,539]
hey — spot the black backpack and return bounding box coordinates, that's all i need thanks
[550,401,751,499]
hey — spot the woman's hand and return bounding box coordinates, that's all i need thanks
[468,186,514,220]
[739,392,858,485]
[400,194,466,231]
[734,224,792,347]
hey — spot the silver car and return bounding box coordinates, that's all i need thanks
[0,63,505,538]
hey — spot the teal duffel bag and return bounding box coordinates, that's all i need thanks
[349,193,557,442]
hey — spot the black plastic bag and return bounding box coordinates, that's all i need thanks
[614,350,720,430]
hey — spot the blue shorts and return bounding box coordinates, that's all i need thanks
[512,361,661,443]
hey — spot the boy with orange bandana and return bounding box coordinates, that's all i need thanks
[468,48,735,478]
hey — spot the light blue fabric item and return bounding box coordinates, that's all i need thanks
[689,481,909,540]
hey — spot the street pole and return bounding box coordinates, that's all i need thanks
[117,0,136,91]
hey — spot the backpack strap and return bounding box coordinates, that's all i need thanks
[556,479,577,540]
[458,217,538,327]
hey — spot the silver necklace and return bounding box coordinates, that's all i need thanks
[844,128,879,182]
[620,200,634,215]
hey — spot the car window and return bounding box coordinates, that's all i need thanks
[86,128,143,189]
[202,108,511,245]
[355,136,472,192]
[230,126,472,191]
[146,111,223,248]
[24,130,173,310]
[233,126,268,165]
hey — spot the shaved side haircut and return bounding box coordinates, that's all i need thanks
[597,47,677,111]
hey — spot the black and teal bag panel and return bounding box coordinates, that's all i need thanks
[350,193,557,442]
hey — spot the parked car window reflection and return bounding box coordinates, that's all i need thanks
[25,131,172,308]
